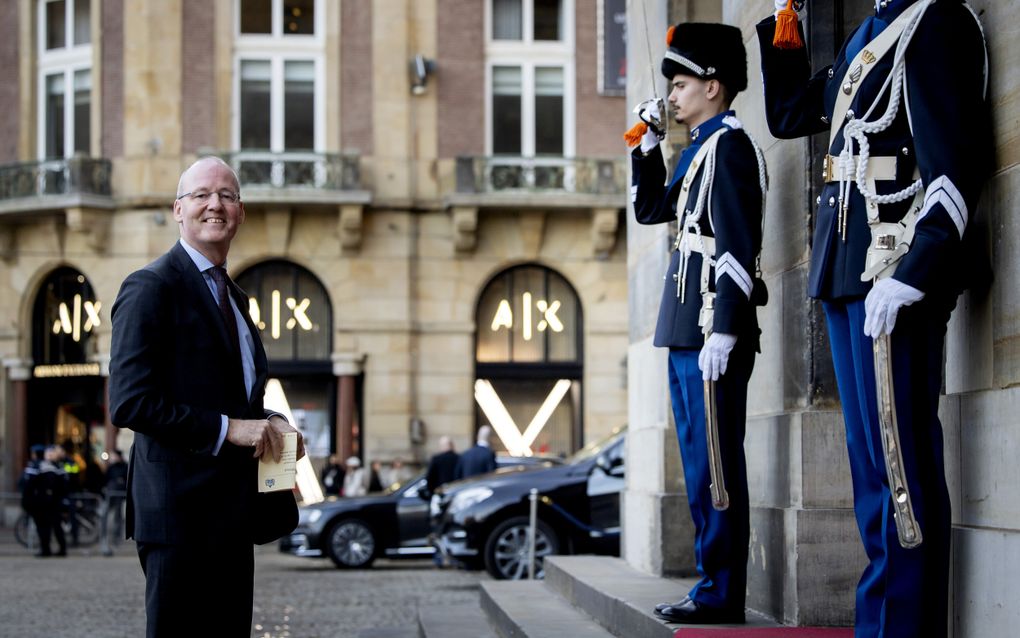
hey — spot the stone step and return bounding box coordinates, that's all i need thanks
[544,555,781,637]
[418,602,498,638]
[480,580,616,638]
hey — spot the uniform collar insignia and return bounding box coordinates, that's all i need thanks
[690,110,737,143]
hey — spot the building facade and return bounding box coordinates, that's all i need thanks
[625,0,1020,634]
[0,0,629,493]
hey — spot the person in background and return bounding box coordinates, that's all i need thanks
[454,425,497,480]
[368,460,385,493]
[320,454,345,497]
[386,457,415,488]
[342,456,368,497]
[22,446,69,557]
[424,436,459,498]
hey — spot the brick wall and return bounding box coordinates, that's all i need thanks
[436,0,484,159]
[574,0,625,158]
[341,0,373,154]
[102,0,124,158]
[180,0,216,153]
[0,0,19,162]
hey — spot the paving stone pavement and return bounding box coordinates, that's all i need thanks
[0,528,489,638]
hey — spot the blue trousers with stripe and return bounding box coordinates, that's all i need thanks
[667,345,754,612]
[823,298,953,638]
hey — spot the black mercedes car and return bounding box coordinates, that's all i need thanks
[279,455,555,569]
[431,426,625,580]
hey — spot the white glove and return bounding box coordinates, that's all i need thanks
[633,98,666,137]
[640,125,662,154]
[698,333,738,382]
[773,0,806,19]
[863,278,925,338]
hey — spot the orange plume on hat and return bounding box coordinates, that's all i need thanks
[774,0,804,50]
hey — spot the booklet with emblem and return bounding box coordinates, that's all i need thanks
[257,432,297,493]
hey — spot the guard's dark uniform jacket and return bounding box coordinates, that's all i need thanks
[632,111,764,348]
[757,0,991,301]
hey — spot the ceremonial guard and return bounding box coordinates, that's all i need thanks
[628,23,768,625]
[757,1,991,636]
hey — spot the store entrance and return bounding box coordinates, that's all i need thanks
[26,375,106,492]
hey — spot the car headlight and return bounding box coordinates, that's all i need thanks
[299,508,323,525]
[449,486,493,515]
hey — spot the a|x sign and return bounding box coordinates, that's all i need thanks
[473,379,573,456]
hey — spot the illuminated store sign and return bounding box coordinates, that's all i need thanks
[33,363,101,378]
[51,295,102,342]
[474,378,572,456]
[247,291,315,340]
[489,292,564,340]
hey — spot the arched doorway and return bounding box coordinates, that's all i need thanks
[474,264,583,457]
[234,260,350,464]
[26,266,106,491]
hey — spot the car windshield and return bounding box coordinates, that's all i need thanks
[566,425,626,464]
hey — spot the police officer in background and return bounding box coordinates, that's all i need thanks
[630,23,768,625]
[757,1,991,636]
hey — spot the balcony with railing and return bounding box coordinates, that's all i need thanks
[449,156,627,209]
[0,156,113,215]
[219,151,370,206]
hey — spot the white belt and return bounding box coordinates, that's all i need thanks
[823,154,897,183]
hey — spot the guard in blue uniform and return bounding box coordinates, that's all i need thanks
[757,1,991,636]
[630,23,767,625]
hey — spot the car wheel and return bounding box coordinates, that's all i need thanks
[483,516,559,580]
[325,519,376,569]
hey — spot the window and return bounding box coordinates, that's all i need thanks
[234,260,332,364]
[37,0,92,159]
[240,0,315,36]
[234,0,323,153]
[475,265,583,457]
[487,0,573,157]
[492,0,562,41]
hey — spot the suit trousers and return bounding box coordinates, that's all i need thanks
[137,541,255,638]
[667,345,754,612]
[823,298,952,638]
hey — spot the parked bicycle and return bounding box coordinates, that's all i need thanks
[14,492,103,550]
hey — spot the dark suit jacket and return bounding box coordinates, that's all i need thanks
[454,445,496,480]
[109,241,296,547]
[425,450,460,494]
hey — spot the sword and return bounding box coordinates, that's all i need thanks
[873,332,923,549]
[703,380,729,511]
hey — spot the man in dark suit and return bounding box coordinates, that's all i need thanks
[109,156,305,637]
[454,425,497,480]
[424,435,459,497]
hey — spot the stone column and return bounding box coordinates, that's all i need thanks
[3,359,31,492]
[333,353,366,460]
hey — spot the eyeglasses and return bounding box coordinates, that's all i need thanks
[177,190,241,204]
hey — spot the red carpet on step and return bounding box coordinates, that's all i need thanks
[675,628,853,638]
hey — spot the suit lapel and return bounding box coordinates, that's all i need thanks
[169,243,237,353]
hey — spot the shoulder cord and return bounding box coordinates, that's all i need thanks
[840,1,987,214]
[838,0,933,213]
[677,125,769,301]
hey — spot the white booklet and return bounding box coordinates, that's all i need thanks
[257,431,297,493]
